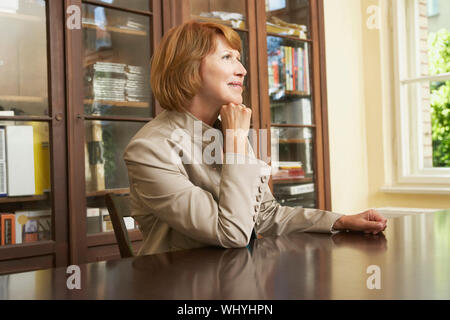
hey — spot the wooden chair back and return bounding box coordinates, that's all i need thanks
[104,193,134,258]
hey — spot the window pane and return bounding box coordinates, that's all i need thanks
[82,4,152,117]
[429,80,450,168]
[266,0,309,39]
[405,0,449,78]
[190,0,247,30]
[0,121,52,246]
[271,127,316,208]
[0,0,48,116]
[94,0,150,12]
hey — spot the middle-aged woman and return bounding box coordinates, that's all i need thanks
[124,21,387,256]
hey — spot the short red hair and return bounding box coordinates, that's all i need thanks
[150,20,242,112]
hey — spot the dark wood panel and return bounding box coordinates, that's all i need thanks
[0,254,54,276]
[87,230,143,247]
[316,0,332,210]
[309,0,325,210]
[48,0,70,268]
[0,241,55,261]
[86,240,142,262]
[64,0,88,265]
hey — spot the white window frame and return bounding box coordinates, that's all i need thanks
[391,0,450,189]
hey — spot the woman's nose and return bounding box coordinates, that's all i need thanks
[235,61,247,77]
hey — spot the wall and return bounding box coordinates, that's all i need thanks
[323,0,450,214]
[323,0,369,214]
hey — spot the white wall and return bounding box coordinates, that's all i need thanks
[323,0,369,214]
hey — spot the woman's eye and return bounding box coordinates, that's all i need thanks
[223,54,241,62]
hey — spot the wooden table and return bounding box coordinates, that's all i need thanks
[1,211,449,300]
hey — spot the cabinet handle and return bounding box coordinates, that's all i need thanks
[55,113,63,121]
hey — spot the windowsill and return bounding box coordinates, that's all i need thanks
[381,185,450,195]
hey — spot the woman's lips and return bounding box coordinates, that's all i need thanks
[228,82,243,90]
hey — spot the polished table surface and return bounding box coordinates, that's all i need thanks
[1,211,449,300]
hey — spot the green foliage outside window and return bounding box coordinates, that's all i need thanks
[428,29,450,167]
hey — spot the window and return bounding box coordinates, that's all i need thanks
[392,0,450,188]
[427,0,439,17]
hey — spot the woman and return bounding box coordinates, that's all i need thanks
[124,21,387,256]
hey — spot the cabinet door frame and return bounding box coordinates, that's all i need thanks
[64,0,161,264]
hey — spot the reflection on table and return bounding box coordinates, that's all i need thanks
[0,211,449,299]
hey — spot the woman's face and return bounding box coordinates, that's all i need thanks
[199,35,247,106]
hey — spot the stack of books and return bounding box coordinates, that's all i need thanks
[89,62,127,102]
[272,161,305,180]
[85,62,149,103]
[125,65,149,102]
[0,210,51,246]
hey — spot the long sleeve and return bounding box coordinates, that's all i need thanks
[125,138,269,248]
[254,182,343,236]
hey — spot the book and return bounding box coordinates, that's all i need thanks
[87,207,102,234]
[0,127,7,197]
[1,213,16,245]
[272,161,305,180]
[298,47,304,92]
[101,209,136,232]
[0,111,14,126]
[293,47,297,91]
[276,183,315,196]
[30,122,51,195]
[304,44,310,93]
[15,210,51,244]
[85,120,105,192]
[6,126,36,196]
[273,60,279,89]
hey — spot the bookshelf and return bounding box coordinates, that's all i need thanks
[82,22,148,36]
[83,99,149,108]
[0,0,330,274]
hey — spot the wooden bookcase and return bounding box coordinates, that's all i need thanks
[0,0,330,274]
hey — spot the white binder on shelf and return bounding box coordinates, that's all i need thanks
[0,127,7,197]
[6,126,36,196]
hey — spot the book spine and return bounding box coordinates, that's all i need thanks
[273,60,279,89]
[32,122,51,195]
[279,48,285,90]
[6,126,36,196]
[283,47,291,90]
[298,47,303,93]
[304,44,310,94]
[268,60,274,90]
[1,213,16,246]
[293,47,297,91]
[0,127,7,197]
[288,47,294,91]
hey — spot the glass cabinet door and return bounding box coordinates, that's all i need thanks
[265,0,316,209]
[82,2,152,234]
[0,0,53,248]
